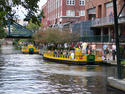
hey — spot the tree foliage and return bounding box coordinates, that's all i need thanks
[0,0,44,26]
[33,28,73,44]
[26,19,40,31]
[0,26,7,39]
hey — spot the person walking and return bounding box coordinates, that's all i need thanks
[105,47,110,60]
[103,44,108,60]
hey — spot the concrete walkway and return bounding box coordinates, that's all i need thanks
[106,60,125,67]
[106,60,117,65]
[108,77,125,92]
[107,59,125,92]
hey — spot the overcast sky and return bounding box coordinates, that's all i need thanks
[14,0,47,19]
[38,0,47,9]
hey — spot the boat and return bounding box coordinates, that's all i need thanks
[21,44,39,54]
[43,48,103,65]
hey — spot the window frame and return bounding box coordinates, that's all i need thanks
[79,10,85,16]
[66,10,75,17]
[79,0,85,6]
[66,0,75,5]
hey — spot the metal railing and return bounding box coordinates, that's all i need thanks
[81,35,110,42]
[7,21,33,38]
[91,16,125,27]
[44,52,78,59]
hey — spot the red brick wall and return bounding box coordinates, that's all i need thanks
[41,0,85,29]
[42,0,124,29]
[85,0,123,20]
[62,0,85,17]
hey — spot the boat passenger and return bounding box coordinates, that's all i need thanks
[71,51,75,59]
[53,50,57,54]
[60,50,63,54]
[91,44,96,54]
[63,50,67,55]
[81,42,88,55]
[88,45,92,54]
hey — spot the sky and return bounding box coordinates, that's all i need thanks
[38,0,47,9]
[13,0,47,19]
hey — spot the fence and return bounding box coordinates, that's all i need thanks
[80,35,109,42]
[92,16,125,27]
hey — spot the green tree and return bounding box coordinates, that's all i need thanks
[0,0,45,39]
[33,28,73,44]
[0,27,7,39]
[26,20,40,32]
[0,0,44,26]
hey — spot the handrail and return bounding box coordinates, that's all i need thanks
[44,52,96,60]
[91,16,125,27]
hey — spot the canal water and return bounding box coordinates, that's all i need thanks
[0,45,125,94]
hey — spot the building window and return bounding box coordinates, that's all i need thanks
[79,0,85,6]
[67,0,75,5]
[105,2,113,8]
[105,2,113,17]
[79,10,85,16]
[66,10,75,17]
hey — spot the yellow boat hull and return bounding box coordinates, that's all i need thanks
[21,45,39,54]
[43,53,103,65]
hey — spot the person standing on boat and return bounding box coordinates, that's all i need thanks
[71,51,75,59]
[81,42,88,55]
[88,45,92,54]
[91,43,96,55]
[64,43,68,48]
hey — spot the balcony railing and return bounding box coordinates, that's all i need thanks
[81,35,110,42]
[80,35,125,42]
[91,16,125,27]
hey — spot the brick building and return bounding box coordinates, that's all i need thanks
[41,0,125,42]
[41,0,85,29]
[85,0,125,42]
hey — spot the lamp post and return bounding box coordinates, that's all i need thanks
[113,0,122,79]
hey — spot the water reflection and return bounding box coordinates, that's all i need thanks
[0,45,124,94]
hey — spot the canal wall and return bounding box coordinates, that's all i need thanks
[108,77,125,92]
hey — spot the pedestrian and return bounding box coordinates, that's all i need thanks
[105,47,109,60]
[103,44,108,60]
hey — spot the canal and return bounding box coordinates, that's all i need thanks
[0,45,125,94]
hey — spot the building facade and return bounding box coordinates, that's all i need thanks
[41,0,125,42]
[85,0,125,42]
[41,0,85,29]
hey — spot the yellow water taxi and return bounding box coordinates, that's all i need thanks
[43,48,103,65]
[21,44,39,54]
